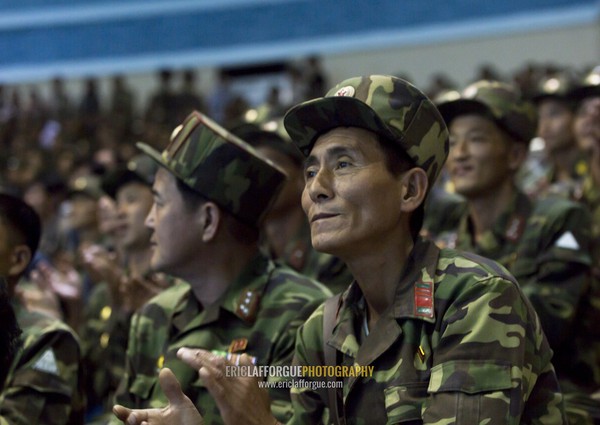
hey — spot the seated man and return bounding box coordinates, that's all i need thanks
[436,80,597,424]
[0,193,85,424]
[111,111,331,424]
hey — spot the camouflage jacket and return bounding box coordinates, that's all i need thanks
[288,238,566,425]
[112,254,331,424]
[0,299,85,425]
[582,175,600,272]
[441,189,594,388]
[79,282,131,417]
[518,151,588,201]
[270,221,353,296]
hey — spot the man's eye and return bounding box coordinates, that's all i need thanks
[337,161,350,169]
[305,169,317,179]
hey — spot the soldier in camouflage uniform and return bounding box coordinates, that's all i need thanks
[0,194,85,424]
[436,80,597,423]
[517,72,588,199]
[231,120,353,295]
[111,111,331,424]
[114,76,567,425]
[570,66,600,268]
[569,66,600,409]
[79,154,170,422]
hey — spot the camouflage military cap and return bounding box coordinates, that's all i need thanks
[137,111,287,227]
[283,75,449,185]
[437,80,537,143]
[531,72,577,104]
[569,65,600,101]
[102,154,159,198]
[67,175,104,200]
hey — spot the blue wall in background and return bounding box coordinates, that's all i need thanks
[0,0,598,82]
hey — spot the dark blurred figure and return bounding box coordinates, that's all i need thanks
[175,69,205,123]
[207,70,232,124]
[108,75,135,141]
[23,174,68,264]
[302,55,327,99]
[48,76,73,122]
[426,73,456,100]
[79,77,102,140]
[145,68,178,129]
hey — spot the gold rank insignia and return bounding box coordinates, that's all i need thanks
[100,332,110,348]
[235,289,260,323]
[156,355,164,369]
[100,306,112,321]
[228,338,248,353]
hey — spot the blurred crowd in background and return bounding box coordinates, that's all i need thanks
[1,53,600,423]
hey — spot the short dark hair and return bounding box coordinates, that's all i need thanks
[0,279,21,389]
[0,194,41,260]
[174,178,259,245]
[376,135,425,241]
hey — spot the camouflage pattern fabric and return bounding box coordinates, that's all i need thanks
[288,238,566,424]
[437,80,537,143]
[137,110,287,227]
[284,75,449,186]
[111,254,331,425]
[0,298,85,425]
[582,175,600,276]
[79,282,131,420]
[517,151,588,200]
[435,189,598,424]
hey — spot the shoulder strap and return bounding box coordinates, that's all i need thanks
[323,293,344,425]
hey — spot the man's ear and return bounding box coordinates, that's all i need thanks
[9,245,32,278]
[400,168,428,213]
[199,202,221,242]
[507,138,528,172]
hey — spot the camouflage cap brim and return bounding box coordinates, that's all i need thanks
[284,96,396,157]
[569,85,600,102]
[136,142,181,181]
[437,98,533,143]
[437,99,493,128]
[137,111,288,227]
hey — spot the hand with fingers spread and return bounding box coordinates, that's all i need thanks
[177,348,281,425]
[113,368,204,425]
[79,243,123,297]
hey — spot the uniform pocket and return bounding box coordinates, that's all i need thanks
[384,382,428,424]
[424,360,513,424]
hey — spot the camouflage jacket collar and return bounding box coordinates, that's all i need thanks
[458,188,531,258]
[172,253,274,331]
[329,238,440,362]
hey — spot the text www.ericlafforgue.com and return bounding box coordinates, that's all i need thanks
[257,379,343,391]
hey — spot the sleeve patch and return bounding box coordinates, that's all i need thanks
[32,349,59,375]
[554,231,580,250]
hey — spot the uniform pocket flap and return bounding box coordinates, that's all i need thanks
[129,374,157,399]
[428,360,512,395]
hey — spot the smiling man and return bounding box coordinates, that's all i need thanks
[114,76,567,425]
[437,80,597,424]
